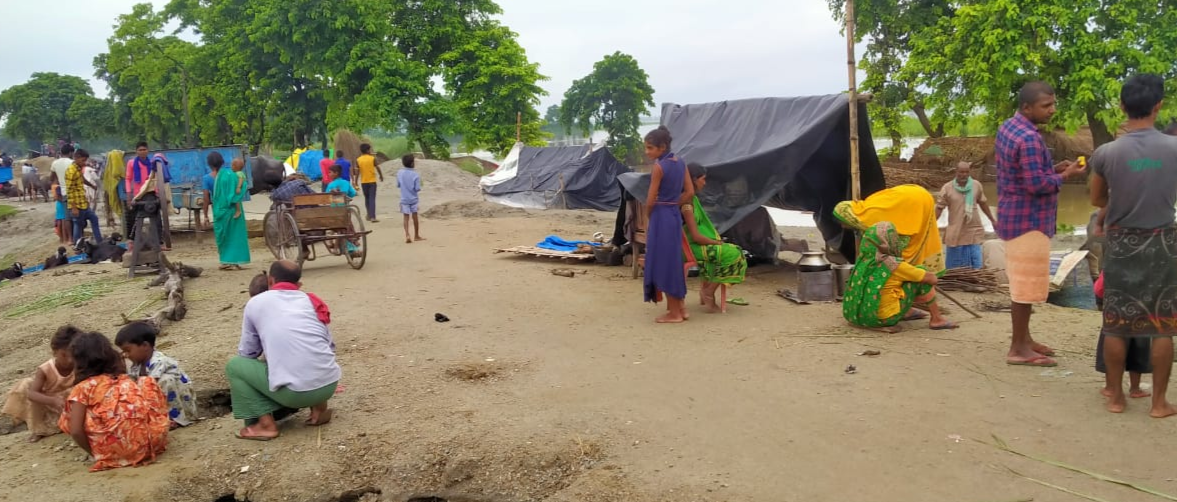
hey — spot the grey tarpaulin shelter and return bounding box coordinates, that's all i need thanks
[615,94,885,261]
[481,142,632,210]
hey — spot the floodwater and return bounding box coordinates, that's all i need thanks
[767,183,1098,235]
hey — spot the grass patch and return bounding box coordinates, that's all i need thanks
[0,252,15,270]
[370,136,411,159]
[3,279,126,319]
[456,158,486,176]
[0,205,17,222]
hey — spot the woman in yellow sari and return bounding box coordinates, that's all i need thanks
[834,185,957,331]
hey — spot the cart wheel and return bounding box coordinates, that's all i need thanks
[345,206,367,270]
[276,212,304,263]
[263,211,282,259]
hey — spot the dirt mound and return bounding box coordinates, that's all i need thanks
[909,137,995,169]
[381,159,480,195]
[882,163,955,190]
[909,128,1095,171]
[423,200,527,219]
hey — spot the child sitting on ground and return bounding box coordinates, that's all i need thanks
[1,325,80,441]
[115,322,197,429]
[60,331,169,472]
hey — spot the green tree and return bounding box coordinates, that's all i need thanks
[96,3,201,148]
[559,52,655,163]
[827,0,952,147]
[439,22,548,156]
[901,0,1177,147]
[0,73,95,145]
[67,95,119,140]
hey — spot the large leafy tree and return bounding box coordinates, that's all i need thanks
[827,0,952,150]
[900,0,1177,147]
[0,72,95,146]
[97,3,201,148]
[440,22,548,156]
[559,52,655,163]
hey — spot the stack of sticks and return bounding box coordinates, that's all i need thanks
[938,267,1006,293]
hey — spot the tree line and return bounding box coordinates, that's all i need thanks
[828,0,1177,151]
[0,0,657,163]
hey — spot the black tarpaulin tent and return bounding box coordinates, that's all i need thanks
[616,94,885,261]
[481,142,632,211]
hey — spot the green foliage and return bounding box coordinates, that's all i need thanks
[899,0,1177,147]
[369,137,411,159]
[439,22,548,157]
[456,158,486,176]
[559,52,655,164]
[0,205,16,222]
[0,73,96,145]
[828,0,953,145]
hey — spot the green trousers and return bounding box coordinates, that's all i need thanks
[225,356,337,425]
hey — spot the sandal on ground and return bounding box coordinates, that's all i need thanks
[1006,355,1057,367]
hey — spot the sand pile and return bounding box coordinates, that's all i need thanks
[423,200,527,219]
[380,158,480,195]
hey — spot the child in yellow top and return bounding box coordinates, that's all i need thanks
[1,325,80,441]
[354,143,384,222]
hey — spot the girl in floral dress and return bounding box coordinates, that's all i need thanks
[59,331,169,472]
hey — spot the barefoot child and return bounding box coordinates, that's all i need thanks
[231,158,246,220]
[232,157,247,196]
[397,154,423,243]
[324,165,361,256]
[52,176,73,245]
[115,322,198,428]
[642,126,694,323]
[60,331,169,472]
[354,143,383,222]
[1,326,80,441]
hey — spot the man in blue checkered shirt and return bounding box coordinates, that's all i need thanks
[994,81,1087,368]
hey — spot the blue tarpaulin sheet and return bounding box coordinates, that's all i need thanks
[536,235,599,252]
[150,146,253,202]
[0,166,11,184]
[298,150,326,181]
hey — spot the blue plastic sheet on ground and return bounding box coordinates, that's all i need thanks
[15,242,129,275]
[536,235,599,253]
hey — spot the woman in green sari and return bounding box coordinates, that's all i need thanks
[843,221,954,332]
[210,152,250,270]
[682,163,747,312]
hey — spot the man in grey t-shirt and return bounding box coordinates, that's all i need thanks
[1090,73,1177,418]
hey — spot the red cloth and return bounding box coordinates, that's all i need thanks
[1094,272,1104,299]
[269,282,331,325]
[319,158,334,183]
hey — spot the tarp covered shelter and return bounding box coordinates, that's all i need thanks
[616,94,885,261]
[481,142,632,211]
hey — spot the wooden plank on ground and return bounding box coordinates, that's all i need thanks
[494,246,595,260]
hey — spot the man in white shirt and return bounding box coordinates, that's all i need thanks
[226,260,341,440]
[51,144,74,187]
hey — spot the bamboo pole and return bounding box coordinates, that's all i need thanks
[516,112,522,142]
[846,0,861,201]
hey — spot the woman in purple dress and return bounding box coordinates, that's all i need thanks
[643,126,695,323]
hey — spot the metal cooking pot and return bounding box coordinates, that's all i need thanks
[797,251,832,272]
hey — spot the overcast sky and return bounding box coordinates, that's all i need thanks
[0,0,861,114]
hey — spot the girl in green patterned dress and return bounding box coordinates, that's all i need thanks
[682,163,747,312]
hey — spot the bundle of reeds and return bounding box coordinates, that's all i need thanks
[938,267,1005,293]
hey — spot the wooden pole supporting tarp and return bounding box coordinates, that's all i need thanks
[846,0,861,201]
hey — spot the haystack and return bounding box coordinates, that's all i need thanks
[332,129,370,168]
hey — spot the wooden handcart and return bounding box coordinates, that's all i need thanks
[262,193,371,269]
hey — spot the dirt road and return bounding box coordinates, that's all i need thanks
[0,161,1171,502]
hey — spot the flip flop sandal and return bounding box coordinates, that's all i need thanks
[1006,355,1057,367]
[930,322,959,330]
[726,298,749,306]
